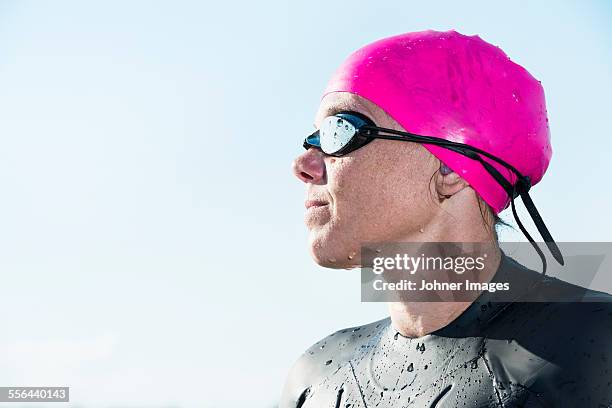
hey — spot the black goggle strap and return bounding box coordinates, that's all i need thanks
[363,126,564,273]
[446,146,559,276]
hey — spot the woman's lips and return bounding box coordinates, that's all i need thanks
[305,199,329,209]
[304,200,330,226]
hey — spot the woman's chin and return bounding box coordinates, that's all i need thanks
[308,235,359,268]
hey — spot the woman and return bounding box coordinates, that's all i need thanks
[282,30,612,407]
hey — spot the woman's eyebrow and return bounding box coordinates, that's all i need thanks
[325,106,350,117]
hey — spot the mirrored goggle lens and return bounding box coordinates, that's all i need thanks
[320,115,358,154]
[304,131,320,148]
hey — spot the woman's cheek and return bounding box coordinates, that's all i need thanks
[325,157,354,194]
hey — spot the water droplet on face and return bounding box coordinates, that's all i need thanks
[328,258,337,263]
[348,251,356,260]
[376,248,382,253]
[419,228,424,233]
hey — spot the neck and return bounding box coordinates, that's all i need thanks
[387,203,501,338]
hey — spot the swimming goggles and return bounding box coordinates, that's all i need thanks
[303,111,564,274]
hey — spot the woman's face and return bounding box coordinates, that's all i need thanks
[292,92,442,268]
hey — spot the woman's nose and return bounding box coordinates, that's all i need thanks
[292,148,326,184]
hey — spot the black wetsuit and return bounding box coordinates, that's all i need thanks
[280,252,612,407]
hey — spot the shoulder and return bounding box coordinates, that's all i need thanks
[538,289,612,345]
[279,317,389,408]
[538,298,612,403]
[500,290,612,403]
[525,277,612,337]
[503,283,612,350]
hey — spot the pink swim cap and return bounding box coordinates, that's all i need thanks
[322,29,552,214]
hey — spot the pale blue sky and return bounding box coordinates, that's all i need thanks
[0,1,610,407]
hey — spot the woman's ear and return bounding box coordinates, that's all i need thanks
[435,162,469,200]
